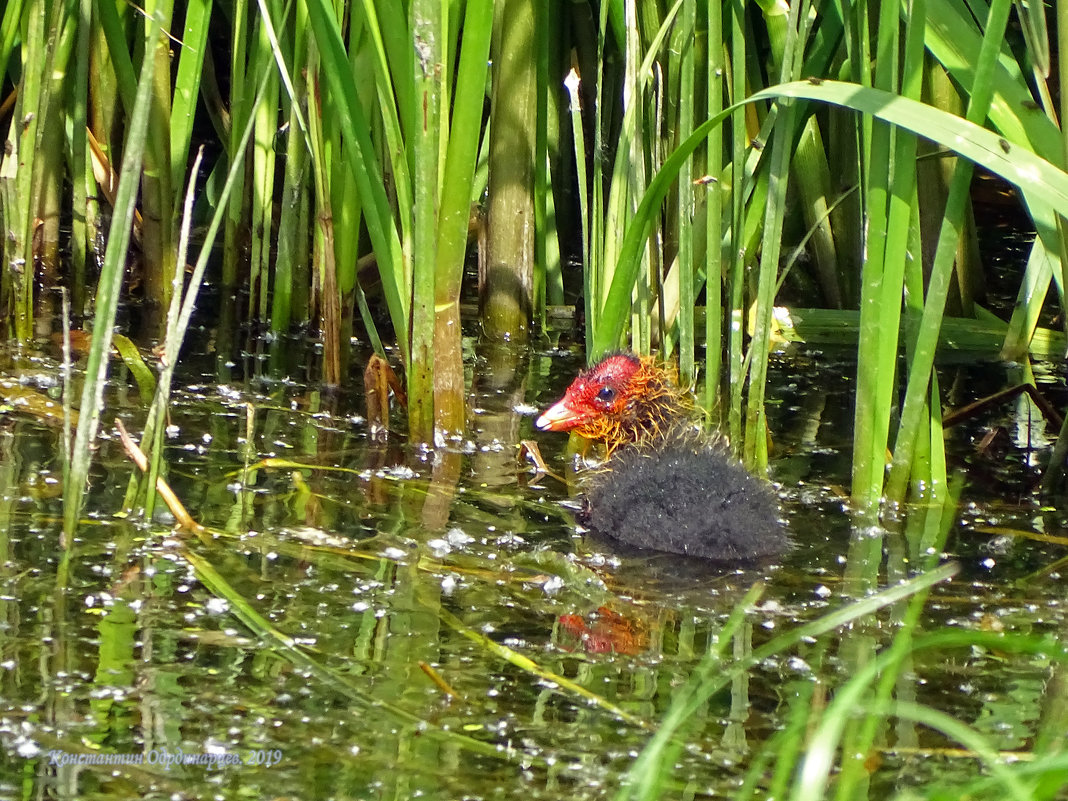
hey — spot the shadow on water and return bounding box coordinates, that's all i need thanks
[1,313,1067,798]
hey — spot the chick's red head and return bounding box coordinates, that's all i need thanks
[536,354,643,438]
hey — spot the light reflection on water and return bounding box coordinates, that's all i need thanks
[0,335,1065,799]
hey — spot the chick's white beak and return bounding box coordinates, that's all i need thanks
[535,399,581,431]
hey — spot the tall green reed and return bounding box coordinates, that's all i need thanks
[2,0,1067,483]
[483,0,537,340]
[1,0,54,341]
[565,0,1068,495]
[63,31,159,536]
[297,0,492,438]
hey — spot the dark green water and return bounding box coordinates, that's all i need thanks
[1,328,1066,799]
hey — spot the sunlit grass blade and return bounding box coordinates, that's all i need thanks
[110,335,156,404]
[438,606,648,728]
[746,81,1068,239]
[619,562,961,800]
[615,582,764,801]
[250,0,316,336]
[831,479,958,800]
[924,0,1060,158]
[926,0,1068,320]
[1002,223,1058,359]
[744,144,794,469]
[181,545,541,763]
[848,0,917,507]
[94,0,137,107]
[767,305,1066,356]
[796,628,1058,801]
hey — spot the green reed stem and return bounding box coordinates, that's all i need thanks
[675,0,695,382]
[143,148,206,520]
[140,0,177,311]
[171,0,213,193]
[64,34,158,536]
[885,0,1011,502]
[70,0,91,314]
[727,0,746,448]
[702,0,724,416]
[0,0,24,84]
[565,69,592,338]
[407,0,442,441]
[272,0,311,330]
[305,0,408,358]
[222,0,250,289]
[2,2,43,341]
[434,0,493,432]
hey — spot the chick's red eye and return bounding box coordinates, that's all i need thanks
[595,385,616,405]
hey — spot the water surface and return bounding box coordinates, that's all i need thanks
[0,330,1065,799]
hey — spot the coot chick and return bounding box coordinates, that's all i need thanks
[536,353,689,453]
[536,353,789,562]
